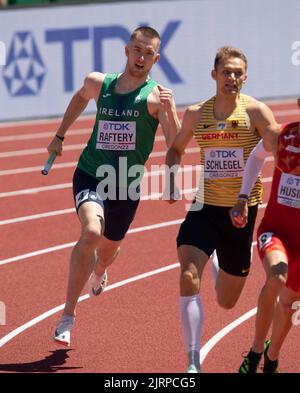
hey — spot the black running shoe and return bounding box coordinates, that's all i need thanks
[239,349,263,373]
[263,340,279,373]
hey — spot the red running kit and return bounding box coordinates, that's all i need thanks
[257,122,300,291]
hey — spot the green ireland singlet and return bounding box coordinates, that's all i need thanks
[77,73,159,187]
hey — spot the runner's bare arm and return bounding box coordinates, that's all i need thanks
[263,123,280,156]
[47,72,104,156]
[248,100,280,155]
[155,85,181,148]
[166,104,200,166]
[230,101,280,228]
[148,85,181,148]
[164,105,201,202]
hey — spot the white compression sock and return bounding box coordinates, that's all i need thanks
[211,250,219,284]
[179,294,203,367]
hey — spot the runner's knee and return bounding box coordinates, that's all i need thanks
[180,267,199,289]
[217,294,238,310]
[81,223,102,246]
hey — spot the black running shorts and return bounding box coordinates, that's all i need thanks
[177,203,258,277]
[73,167,140,241]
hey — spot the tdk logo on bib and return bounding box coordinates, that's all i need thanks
[97,120,136,151]
[103,122,131,132]
[204,148,244,179]
[278,173,300,208]
[3,31,46,96]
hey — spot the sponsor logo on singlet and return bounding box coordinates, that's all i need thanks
[204,148,244,179]
[96,120,136,151]
[258,232,274,251]
[278,173,300,209]
[217,122,227,130]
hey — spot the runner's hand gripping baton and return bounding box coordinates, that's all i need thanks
[41,151,57,175]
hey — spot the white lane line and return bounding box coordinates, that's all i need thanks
[0,218,183,266]
[0,102,294,130]
[200,307,257,364]
[0,154,271,199]
[0,138,278,162]
[0,140,167,176]
[0,161,78,176]
[199,238,259,364]
[0,242,77,266]
[0,130,165,144]
[0,255,260,354]
[0,174,268,226]
[0,136,168,158]
[0,153,275,177]
[0,114,95,127]
[0,262,179,348]
[0,129,91,142]
[0,142,169,177]
[0,183,72,198]
[0,208,75,226]
[0,173,272,199]
[0,224,263,351]
[0,201,266,265]
[0,154,200,197]
[0,186,195,225]
[0,144,85,158]
[0,170,271,224]
[0,110,184,129]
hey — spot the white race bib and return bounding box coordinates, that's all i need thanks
[96,120,136,150]
[277,173,300,209]
[204,148,244,179]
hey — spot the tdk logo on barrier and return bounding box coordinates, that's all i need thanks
[3,31,46,96]
[2,21,182,96]
[0,41,6,66]
[45,21,183,92]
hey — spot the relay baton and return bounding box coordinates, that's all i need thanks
[41,151,57,175]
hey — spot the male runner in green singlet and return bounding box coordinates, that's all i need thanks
[46,26,180,347]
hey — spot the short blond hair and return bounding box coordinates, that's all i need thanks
[130,26,161,49]
[214,46,247,70]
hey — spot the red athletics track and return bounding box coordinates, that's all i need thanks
[0,99,299,373]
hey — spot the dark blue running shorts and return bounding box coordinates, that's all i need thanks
[73,167,140,241]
